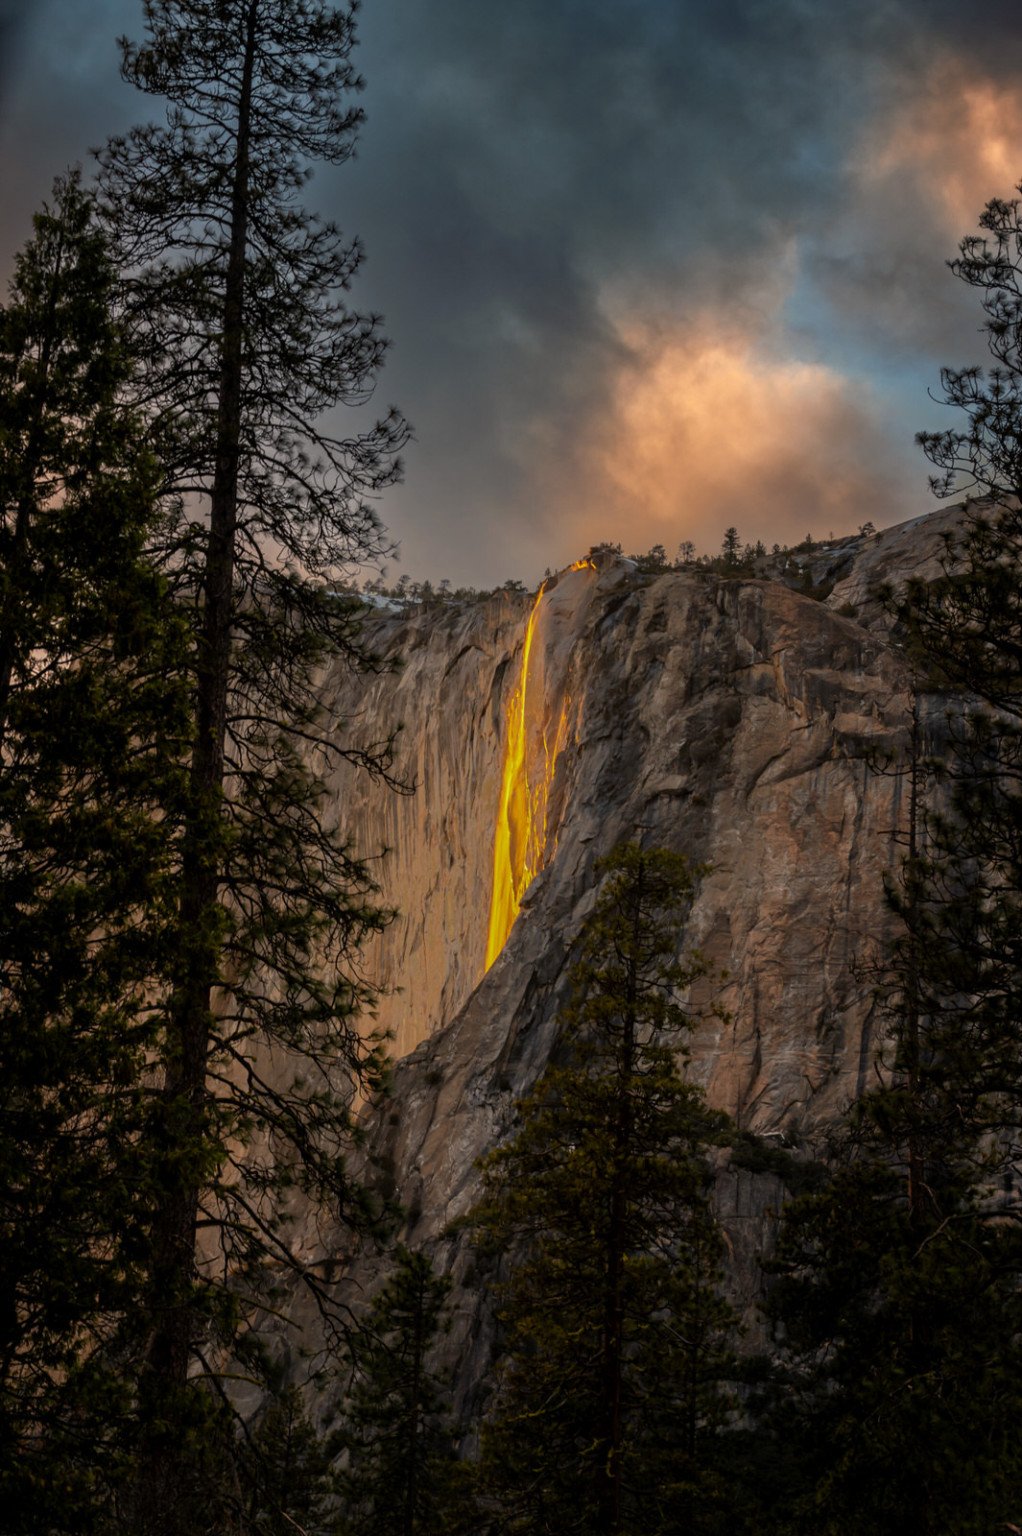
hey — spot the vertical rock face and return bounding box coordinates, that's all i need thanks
[303,515,946,1400]
[319,560,608,1059]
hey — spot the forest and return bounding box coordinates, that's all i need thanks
[4,2,1022,1533]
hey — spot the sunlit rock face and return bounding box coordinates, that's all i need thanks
[318,559,604,1060]
[334,547,915,1107]
[304,513,944,1401]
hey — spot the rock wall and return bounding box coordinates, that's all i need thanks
[288,516,949,1401]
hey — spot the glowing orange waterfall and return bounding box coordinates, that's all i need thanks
[485,561,593,969]
[486,585,545,968]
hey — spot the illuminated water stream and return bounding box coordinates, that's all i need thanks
[485,563,591,968]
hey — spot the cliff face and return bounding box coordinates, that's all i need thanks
[302,511,951,1401]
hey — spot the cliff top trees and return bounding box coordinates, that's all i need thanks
[914,187,1022,715]
[93,3,407,1525]
[473,845,738,1536]
[900,185,1022,1167]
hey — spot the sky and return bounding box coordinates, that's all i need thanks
[2,0,1022,587]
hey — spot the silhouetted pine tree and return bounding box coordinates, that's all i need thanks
[719,526,744,572]
[472,845,739,1536]
[0,173,190,1531]
[759,189,1022,1536]
[93,4,407,1524]
[241,1385,338,1536]
[336,1246,464,1536]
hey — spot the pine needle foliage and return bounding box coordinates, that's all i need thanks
[90,3,408,1523]
[0,173,191,1531]
[760,188,1022,1536]
[764,1156,1022,1535]
[336,1247,463,1536]
[473,845,739,1536]
[243,1385,339,1536]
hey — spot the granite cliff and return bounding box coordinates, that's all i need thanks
[293,505,960,1404]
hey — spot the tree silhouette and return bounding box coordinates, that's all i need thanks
[96,3,407,1523]
[0,173,190,1531]
[337,1247,463,1536]
[473,845,738,1536]
[762,189,1022,1536]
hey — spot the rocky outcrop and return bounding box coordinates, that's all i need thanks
[288,515,952,1400]
[823,501,966,626]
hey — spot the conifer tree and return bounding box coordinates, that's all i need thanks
[0,173,190,1531]
[473,845,738,1536]
[92,5,407,1521]
[243,1385,338,1536]
[336,1247,463,1536]
[759,188,1022,1536]
[719,526,743,572]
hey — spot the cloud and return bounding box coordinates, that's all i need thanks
[0,0,138,286]
[857,60,1022,234]
[525,311,921,564]
[805,53,1022,367]
[5,0,1022,584]
[346,0,977,581]
[345,0,872,583]
[0,0,30,120]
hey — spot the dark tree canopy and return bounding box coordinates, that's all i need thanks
[760,190,1022,1536]
[88,3,408,1527]
[337,1247,464,1536]
[473,845,739,1536]
[100,0,406,588]
[0,172,191,1532]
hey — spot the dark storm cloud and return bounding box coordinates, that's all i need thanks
[0,0,31,113]
[793,1,1022,371]
[4,0,1022,581]
[339,0,1022,580]
[0,0,137,277]
[345,0,876,576]
[900,0,1022,73]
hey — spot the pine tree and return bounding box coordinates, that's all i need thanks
[757,649,1022,1536]
[336,1247,463,1536]
[92,5,408,1522]
[757,187,1022,1536]
[908,190,1022,1156]
[747,731,1022,1534]
[0,173,190,1531]
[244,1385,338,1536]
[472,845,739,1536]
[760,885,1022,1536]
[719,526,742,572]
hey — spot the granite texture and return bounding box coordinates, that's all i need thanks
[280,515,959,1401]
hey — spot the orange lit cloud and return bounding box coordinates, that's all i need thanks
[804,55,1022,369]
[531,315,920,562]
[855,57,1022,236]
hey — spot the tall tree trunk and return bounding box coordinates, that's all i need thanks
[133,4,259,1526]
[904,698,925,1232]
[598,1032,630,1536]
[903,698,936,1536]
